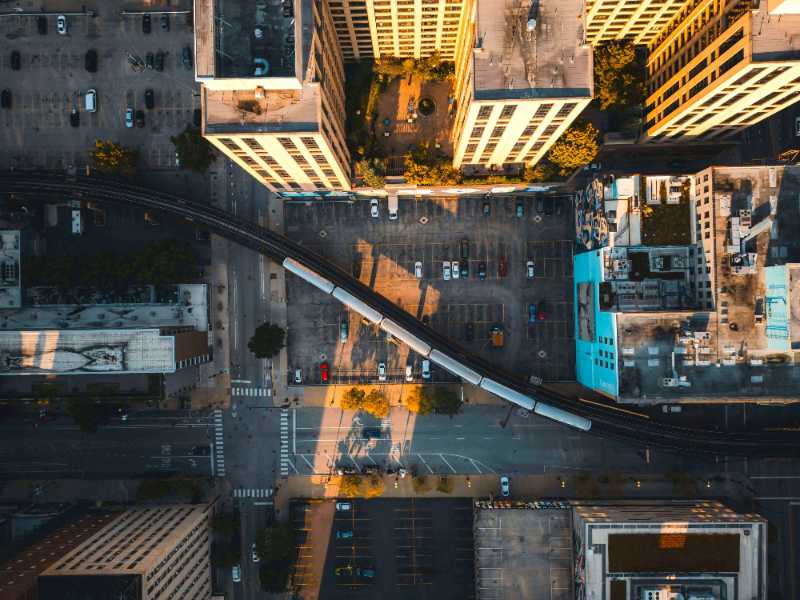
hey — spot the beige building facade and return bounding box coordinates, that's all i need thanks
[643,0,800,142]
[451,0,592,170]
[39,504,212,600]
[196,0,351,192]
[583,0,693,45]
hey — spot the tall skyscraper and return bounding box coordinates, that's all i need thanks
[583,0,693,45]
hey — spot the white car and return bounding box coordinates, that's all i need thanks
[414,261,423,279]
[452,261,460,279]
[377,362,387,381]
[125,107,134,128]
[370,198,379,218]
[294,368,302,384]
[232,565,241,583]
[405,365,413,382]
[442,261,451,281]
[421,359,431,379]
[526,260,535,279]
[335,502,352,511]
[57,15,68,35]
[500,475,510,497]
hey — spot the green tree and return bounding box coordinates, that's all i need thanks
[412,475,431,493]
[364,474,385,498]
[90,139,138,177]
[247,323,286,358]
[357,159,385,188]
[429,386,462,416]
[545,122,599,176]
[341,387,366,411]
[594,41,645,110]
[403,143,462,185]
[406,386,461,416]
[339,474,362,497]
[65,398,109,433]
[362,389,389,418]
[405,386,434,415]
[171,126,217,173]
[436,476,454,494]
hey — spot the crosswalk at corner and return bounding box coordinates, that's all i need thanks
[231,386,271,398]
[280,409,289,477]
[213,409,225,477]
[233,488,273,499]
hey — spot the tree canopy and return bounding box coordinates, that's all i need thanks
[171,126,217,173]
[65,398,111,433]
[90,139,138,177]
[545,122,600,176]
[594,41,645,110]
[247,323,286,358]
[405,385,462,416]
[340,387,389,417]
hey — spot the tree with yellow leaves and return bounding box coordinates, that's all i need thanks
[90,139,138,176]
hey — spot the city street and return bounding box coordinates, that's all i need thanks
[0,409,213,479]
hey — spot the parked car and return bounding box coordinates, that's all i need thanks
[335,502,352,511]
[452,260,460,279]
[405,365,413,382]
[154,50,165,71]
[491,324,504,348]
[84,49,97,72]
[377,362,387,381]
[536,299,547,321]
[145,52,154,70]
[442,260,451,281]
[362,427,382,439]
[536,196,544,213]
[69,107,79,127]
[339,319,348,342]
[482,201,491,216]
[528,303,538,324]
[516,198,524,217]
[84,89,97,113]
[500,475,510,497]
[294,368,302,384]
[421,359,431,379]
[160,13,170,31]
[465,322,474,341]
[370,198,379,218]
[478,262,486,280]
[335,566,353,576]
[232,565,241,583]
[498,256,508,278]
[414,261,422,278]
[37,16,47,35]
[460,238,469,260]
[0,89,10,109]
[356,568,375,578]
[135,110,145,128]
[320,361,329,383]
[336,530,354,539]
[526,259,535,279]
[142,14,151,34]
[182,46,193,69]
[144,89,155,109]
[251,543,260,563]
[253,57,269,76]
[56,15,67,35]
[10,51,20,71]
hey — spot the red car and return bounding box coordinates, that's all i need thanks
[537,300,547,321]
[498,256,508,278]
[320,361,329,383]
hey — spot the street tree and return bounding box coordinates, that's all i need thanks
[65,398,110,433]
[546,122,600,176]
[341,387,366,411]
[339,474,362,497]
[90,139,138,177]
[362,389,389,418]
[247,323,286,358]
[171,126,217,173]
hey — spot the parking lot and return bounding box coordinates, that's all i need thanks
[284,193,575,385]
[0,2,198,171]
[291,498,474,600]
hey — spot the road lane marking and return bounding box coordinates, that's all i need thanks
[300,455,314,470]
[439,454,456,473]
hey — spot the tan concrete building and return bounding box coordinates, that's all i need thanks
[583,0,693,45]
[451,0,593,170]
[643,0,800,142]
[195,0,351,192]
[38,504,212,600]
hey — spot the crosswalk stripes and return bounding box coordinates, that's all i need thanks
[213,409,225,478]
[231,386,270,397]
[233,488,273,498]
[280,408,289,477]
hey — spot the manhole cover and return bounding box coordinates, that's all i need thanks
[319,230,328,238]
[320,353,327,361]
[534,215,543,223]
[538,350,547,358]
[419,216,429,224]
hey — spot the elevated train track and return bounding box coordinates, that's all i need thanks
[2,172,798,457]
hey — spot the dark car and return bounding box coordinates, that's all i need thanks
[544,196,554,216]
[536,196,544,213]
[460,238,469,260]
[465,322,474,341]
[84,49,97,72]
[144,89,154,109]
[160,13,170,31]
[135,110,145,128]
[142,14,151,34]
[182,46,193,70]
[10,51,20,71]
[69,108,79,127]
[193,108,201,127]
[1,89,11,109]
[154,50,165,71]
[460,261,469,278]
[515,198,524,217]
[37,16,47,35]
[528,303,538,324]
[498,256,508,278]
[537,299,547,321]
[362,427,382,439]
[482,201,491,216]
[145,52,154,70]
[478,261,486,280]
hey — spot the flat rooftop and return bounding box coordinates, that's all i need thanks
[0,329,176,375]
[472,0,592,99]
[203,85,319,132]
[474,506,572,600]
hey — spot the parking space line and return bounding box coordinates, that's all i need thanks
[418,454,434,474]
[439,454,456,473]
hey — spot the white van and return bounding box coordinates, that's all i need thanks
[84,89,97,113]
